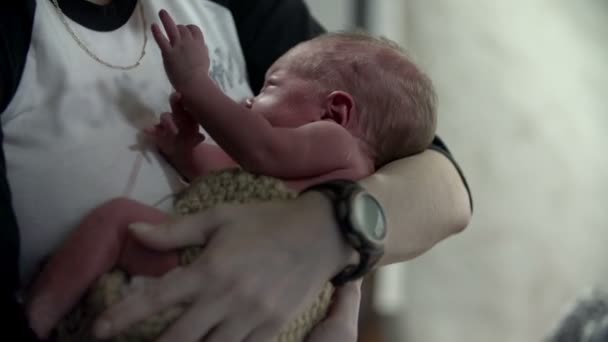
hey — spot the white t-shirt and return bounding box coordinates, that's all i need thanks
[1,0,253,282]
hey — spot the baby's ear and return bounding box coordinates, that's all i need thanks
[323,91,354,127]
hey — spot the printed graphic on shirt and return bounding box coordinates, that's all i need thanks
[211,47,245,92]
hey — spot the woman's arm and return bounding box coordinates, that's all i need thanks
[362,149,472,266]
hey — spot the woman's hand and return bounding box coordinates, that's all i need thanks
[305,280,362,342]
[93,191,355,342]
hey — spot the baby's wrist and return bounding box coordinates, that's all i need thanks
[175,68,211,96]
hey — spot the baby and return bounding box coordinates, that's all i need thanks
[26,9,437,338]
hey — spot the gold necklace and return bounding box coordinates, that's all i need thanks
[50,0,148,70]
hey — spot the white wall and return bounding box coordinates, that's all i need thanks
[306,1,608,341]
[304,0,353,32]
[304,0,408,44]
[403,1,608,341]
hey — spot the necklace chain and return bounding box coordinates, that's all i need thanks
[50,0,148,70]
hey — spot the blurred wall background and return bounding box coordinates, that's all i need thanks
[305,0,608,341]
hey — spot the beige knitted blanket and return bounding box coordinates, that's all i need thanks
[56,168,334,342]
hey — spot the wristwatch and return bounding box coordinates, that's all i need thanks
[302,180,387,286]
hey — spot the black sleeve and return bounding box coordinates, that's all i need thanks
[0,1,41,341]
[429,136,473,211]
[225,0,472,211]
[0,124,36,340]
[0,292,40,342]
[226,0,325,93]
[0,1,36,113]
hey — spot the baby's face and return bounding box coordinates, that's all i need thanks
[245,60,324,127]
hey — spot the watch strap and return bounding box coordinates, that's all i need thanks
[303,180,385,286]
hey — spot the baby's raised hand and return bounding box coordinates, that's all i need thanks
[152,10,210,91]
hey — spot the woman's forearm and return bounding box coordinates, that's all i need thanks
[360,149,472,266]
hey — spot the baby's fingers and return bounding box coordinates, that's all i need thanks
[151,23,171,53]
[160,112,179,135]
[177,25,192,40]
[158,9,180,44]
[187,24,204,41]
[142,125,158,136]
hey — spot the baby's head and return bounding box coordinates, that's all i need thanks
[248,32,437,168]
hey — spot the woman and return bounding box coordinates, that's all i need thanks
[0,0,472,341]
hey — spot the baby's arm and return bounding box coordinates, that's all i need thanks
[26,198,178,338]
[152,11,361,179]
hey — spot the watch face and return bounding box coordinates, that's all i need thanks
[351,192,387,242]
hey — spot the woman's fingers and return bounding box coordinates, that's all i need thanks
[94,194,351,342]
[203,316,258,342]
[327,280,362,321]
[128,210,222,252]
[156,298,228,342]
[242,321,284,342]
[304,280,362,342]
[93,266,200,339]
